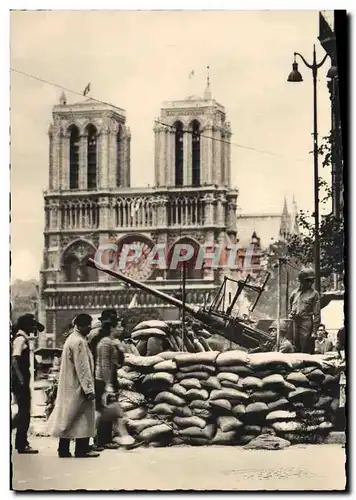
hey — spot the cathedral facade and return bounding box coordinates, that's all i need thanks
[39,83,238,347]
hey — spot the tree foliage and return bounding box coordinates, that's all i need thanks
[286,132,344,281]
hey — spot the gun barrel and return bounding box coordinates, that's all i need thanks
[87,257,199,313]
[86,258,274,349]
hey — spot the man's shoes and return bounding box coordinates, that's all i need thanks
[90,445,105,452]
[17,446,39,454]
[104,442,120,450]
[75,450,100,458]
[58,452,72,458]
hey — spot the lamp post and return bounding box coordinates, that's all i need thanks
[287,44,328,293]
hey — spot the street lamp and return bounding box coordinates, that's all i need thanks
[287,44,328,294]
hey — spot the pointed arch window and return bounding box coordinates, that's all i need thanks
[174,121,184,187]
[191,120,201,187]
[69,125,80,190]
[87,124,97,189]
[116,128,121,187]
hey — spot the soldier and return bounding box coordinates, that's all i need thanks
[268,320,295,353]
[289,267,321,353]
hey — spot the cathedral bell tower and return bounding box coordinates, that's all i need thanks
[40,93,131,346]
[153,71,232,189]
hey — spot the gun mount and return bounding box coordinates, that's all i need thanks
[86,258,274,350]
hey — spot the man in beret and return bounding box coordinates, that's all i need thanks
[11,313,44,454]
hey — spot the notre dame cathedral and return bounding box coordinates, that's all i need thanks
[39,80,239,347]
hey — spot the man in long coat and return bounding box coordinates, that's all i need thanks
[47,314,99,458]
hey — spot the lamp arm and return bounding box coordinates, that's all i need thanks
[294,52,313,69]
[316,53,329,70]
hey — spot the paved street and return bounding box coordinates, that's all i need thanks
[12,438,346,491]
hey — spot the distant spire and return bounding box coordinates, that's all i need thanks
[59,91,67,105]
[279,196,290,240]
[290,195,300,235]
[204,65,212,100]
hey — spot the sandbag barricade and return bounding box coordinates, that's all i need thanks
[117,351,342,447]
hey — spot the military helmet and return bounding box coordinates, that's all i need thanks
[298,267,315,281]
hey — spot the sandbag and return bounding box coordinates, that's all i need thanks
[173,416,207,429]
[272,421,303,433]
[244,434,291,450]
[252,370,275,379]
[322,374,339,386]
[177,371,209,381]
[117,368,141,381]
[136,340,147,356]
[125,407,147,420]
[210,388,248,402]
[209,399,232,412]
[126,354,164,369]
[220,380,240,390]
[133,320,169,332]
[151,403,176,416]
[218,366,255,376]
[267,398,291,411]
[287,353,324,369]
[181,437,210,446]
[266,410,297,422]
[158,351,180,360]
[217,372,239,384]
[142,372,174,387]
[154,360,177,372]
[174,406,193,418]
[180,364,216,374]
[178,424,215,440]
[212,429,237,445]
[201,377,222,390]
[286,372,310,386]
[119,401,137,412]
[189,400,210,410]
[127,418,161,434]
[154,391,186,407]
[247,352,293,371]
[261,374,295,392]
[288,387,318,405]
[245,402,269,418]
[175,351,219,366]
[240,377,263,390]
[185,389,209,401]
[305,368,326,383]
[249,391,280,404]
[139,423,172,443]
[131,328,167,341]
[191,408,211,420]
[243,425,261,435]
[217,416,243,433]
[179,378,201,390]
[232,404,246,418]
[216,351,249,367]
[170,384,188,398]
[117,378,135,390]
[119,390,145,406]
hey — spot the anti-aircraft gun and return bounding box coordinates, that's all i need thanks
[86,258,275,350]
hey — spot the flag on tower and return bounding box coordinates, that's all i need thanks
[83,83,91,96]
[188,70,195,79]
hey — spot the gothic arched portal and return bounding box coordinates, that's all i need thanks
[166,237,204,281]
[61,240,98,282]
[69,125,80,190]
[174,121,184,187]
[86,124,97,189]
[191,120,201,187]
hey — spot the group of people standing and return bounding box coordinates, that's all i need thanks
[47,308,137,458]
[11,308,136,458]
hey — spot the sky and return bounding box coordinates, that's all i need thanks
[10,10,333,282]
